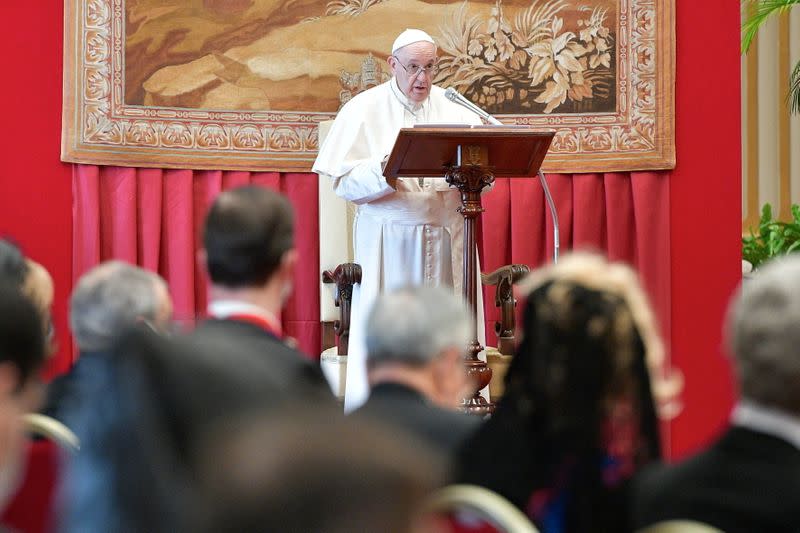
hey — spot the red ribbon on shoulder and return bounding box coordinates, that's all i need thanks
[226,313,283,340]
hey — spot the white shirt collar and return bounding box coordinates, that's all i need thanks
[731,401,800,450]
[207,300,279,325]
[390,77,428,115]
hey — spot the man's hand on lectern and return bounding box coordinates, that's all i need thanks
[381,155,398,189]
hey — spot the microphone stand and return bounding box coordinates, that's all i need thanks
[538,169,559,264]
[445,88,560,264]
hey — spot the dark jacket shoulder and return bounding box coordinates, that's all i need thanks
[187,318,332,400]
[633,426,800,533]
[353,382,482,456]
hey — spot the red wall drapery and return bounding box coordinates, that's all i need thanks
[480,172,671,349]
[72,165,322,355]
[72,167,671,368]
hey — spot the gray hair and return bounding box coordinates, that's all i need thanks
[70,261,168,352]
[365,286,471,368]
[727,255,800,413]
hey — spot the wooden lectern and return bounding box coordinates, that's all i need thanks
[384,126,555,415]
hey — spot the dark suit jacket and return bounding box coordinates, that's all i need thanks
[353,382,482,457]
[42,351,113,429]
[633,426,800,533]
[186,318,332,402]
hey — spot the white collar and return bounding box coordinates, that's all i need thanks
[390,77,427,115]
[207,300,279,325]
[731,401,800,450]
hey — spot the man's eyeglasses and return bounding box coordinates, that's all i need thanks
[392,57,439,77]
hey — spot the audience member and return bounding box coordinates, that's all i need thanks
[0,240,55,355]
[633,256,800,533]
[42,261,172,427]
[192,408,443,533]
[0,240,27,287]
[456,253,662,533]
[189,185,330,399]
[0,284,47,510]
[353,286,481,461]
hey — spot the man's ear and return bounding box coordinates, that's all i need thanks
[279,248,298,279]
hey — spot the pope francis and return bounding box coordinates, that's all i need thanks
[313,28,486,411]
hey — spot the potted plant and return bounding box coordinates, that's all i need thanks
[742,203,800,273]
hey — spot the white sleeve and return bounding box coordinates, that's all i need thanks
[329,159,394,205]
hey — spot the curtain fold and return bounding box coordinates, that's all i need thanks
[73,165,669,360]
[480,173,671,350]
[72,166,321,357]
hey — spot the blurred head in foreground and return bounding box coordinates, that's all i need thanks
[365,285,471,409]
[193,409,443,533]
[0,283,47,507]
[727,255,800,415]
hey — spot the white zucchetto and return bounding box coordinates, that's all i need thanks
[391,28,435,54]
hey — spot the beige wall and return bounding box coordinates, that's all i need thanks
[743,8,800,229]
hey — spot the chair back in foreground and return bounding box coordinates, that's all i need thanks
[24,413,80,453]
[426,484,539,533]
[637,520,725,533]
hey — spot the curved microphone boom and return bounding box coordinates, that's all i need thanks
[444,88,503,125]
[444,88,560,263]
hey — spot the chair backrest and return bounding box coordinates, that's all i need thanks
[24,413,80,453]
[425,484,540,533]
[637,520,726,533]
[317,119,357,324]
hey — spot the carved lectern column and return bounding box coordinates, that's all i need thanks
[445,146,495,415]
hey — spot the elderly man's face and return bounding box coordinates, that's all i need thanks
[389,41,437,103]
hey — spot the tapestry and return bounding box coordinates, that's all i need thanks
[61,0,674,173]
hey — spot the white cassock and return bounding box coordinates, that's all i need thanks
[313,78,487,411]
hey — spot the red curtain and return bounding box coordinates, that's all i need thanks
[72,165,320,356]
[73,165,669,359]
[481,172,670,350]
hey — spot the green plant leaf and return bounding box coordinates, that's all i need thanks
[790,60,800,114]
[742,202,800,268]
[742,0,800,54]
[792,204,800,223]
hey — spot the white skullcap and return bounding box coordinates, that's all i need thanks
[391,28,435,54]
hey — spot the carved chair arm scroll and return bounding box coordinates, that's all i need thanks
[480,264,530,356]
[322,263,362,355]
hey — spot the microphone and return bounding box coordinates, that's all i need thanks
[444,88,503,125]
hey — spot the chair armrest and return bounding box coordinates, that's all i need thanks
[322,263,362,355]
[481,264,530,356]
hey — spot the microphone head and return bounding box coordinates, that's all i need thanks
[444,87,459,102]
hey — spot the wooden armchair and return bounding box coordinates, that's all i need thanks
[318,120,359,401]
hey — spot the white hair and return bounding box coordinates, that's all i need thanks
[727,255,800,413]
[365,286,470,368]
[70,261,168,352]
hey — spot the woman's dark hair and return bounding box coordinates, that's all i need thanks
[458,275,660,533]
[0,282,45,389]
